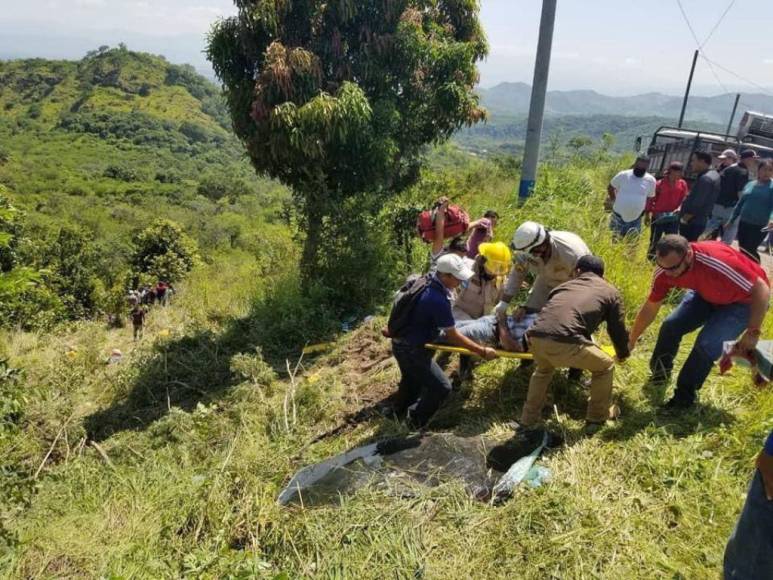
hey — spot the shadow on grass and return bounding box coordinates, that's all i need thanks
[84,287,340,442]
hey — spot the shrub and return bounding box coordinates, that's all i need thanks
[130,219,199,283]
[103,163,141,182]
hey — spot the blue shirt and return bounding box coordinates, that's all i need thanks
[400,276,455,346]
[765,430,773,456]
[731,180,773,226]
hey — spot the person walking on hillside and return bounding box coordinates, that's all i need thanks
[607,156,657,238]
[130,304,147,341]
[628,235,770,410]
[679,151,721,241]
[465,210,499,259]
[723,427,773,578]
[428,197,468,273]
[389,254,497,429]
[645,161,688,260]
[517,255,630,435]
[727,159,773,262]
[704,149,752,243]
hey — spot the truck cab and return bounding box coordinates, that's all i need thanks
[638,111,773,181]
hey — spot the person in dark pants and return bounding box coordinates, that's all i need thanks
[723,429,773,578]
[628,235,769,410]
[390,254,497,428]
[729,158,773,262]
[645,161,688,260]
[704,149,752,244]
[130,304,147,341]
[679,151,720,241]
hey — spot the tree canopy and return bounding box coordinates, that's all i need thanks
[207,0,488,291]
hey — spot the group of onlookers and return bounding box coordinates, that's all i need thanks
[127,281,174,340]
[607,148,773,263]
[383,188,772,576]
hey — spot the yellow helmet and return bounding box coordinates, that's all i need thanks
[478,242,511,276]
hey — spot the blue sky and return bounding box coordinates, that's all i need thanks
[1,0,771,96]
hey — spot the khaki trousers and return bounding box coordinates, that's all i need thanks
[521,337,615,426]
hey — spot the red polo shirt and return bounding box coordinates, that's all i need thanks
[646,177,689,213]
[649,241,769,304]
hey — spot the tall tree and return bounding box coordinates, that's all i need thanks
[207,0,487,290]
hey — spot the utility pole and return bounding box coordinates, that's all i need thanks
[678,50,699,129]
[518,0,558,200]
[726,93,741,136]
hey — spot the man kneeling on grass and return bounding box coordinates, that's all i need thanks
[517,255,630,435]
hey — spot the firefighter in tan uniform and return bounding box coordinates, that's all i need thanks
[494,221,591,321]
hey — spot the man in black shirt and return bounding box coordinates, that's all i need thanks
[703,149,753,243]
[680,151,721,242]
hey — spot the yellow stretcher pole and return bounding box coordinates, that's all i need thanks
[425,343,617,361]
[425,343,534,360]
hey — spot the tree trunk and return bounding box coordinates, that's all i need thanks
[300,204,323,291]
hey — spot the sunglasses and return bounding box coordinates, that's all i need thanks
[656,252,688,272]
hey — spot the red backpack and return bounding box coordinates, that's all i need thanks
[416,205,469,242]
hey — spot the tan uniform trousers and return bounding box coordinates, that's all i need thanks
[521,337,615,426]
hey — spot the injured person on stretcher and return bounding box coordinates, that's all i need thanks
[452,312,538,352]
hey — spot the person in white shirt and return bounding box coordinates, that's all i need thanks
[607,156,657,238]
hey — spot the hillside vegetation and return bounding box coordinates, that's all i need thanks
[2,137,772,577]
[1,47,771,578]
[0,47,292,329]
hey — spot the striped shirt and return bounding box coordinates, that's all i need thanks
[649,241,768,305]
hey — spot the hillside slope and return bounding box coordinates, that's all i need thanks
[2,150,772,577]
[0,47,291,329]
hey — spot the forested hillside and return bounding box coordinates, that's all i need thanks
[0,46,292,329]
[1,44,771,579]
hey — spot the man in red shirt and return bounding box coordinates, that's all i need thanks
[629,235,770,410]
[645,161,688,260]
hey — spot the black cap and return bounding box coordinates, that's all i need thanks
[740,149,759,160]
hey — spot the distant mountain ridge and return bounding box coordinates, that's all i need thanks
[479,82,773,125]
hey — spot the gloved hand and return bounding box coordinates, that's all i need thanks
[494,301,509,317]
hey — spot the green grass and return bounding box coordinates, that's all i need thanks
[2,153,772,578]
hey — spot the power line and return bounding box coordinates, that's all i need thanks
[700,0,737,48]
[701,55,773,97]
[675,0,702,47]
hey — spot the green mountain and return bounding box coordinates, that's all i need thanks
[477,82,773,124]
[0,46,290,329]
[456,82,766,156]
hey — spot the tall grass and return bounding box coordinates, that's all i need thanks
[2,153,772,578]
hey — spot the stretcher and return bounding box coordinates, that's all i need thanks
[425,343,617,360]
[425,343,533,360]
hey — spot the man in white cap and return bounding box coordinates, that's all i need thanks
[494,221,590,321]
[389,254,497,428]
[704,148,752,244]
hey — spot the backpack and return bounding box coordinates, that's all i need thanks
[383,274,432,338]
[416,205,469,242]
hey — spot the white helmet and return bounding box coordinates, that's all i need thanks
[511,221,547,251]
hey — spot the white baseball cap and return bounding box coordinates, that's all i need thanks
[718,148,738,160]
[436,254,475,281]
